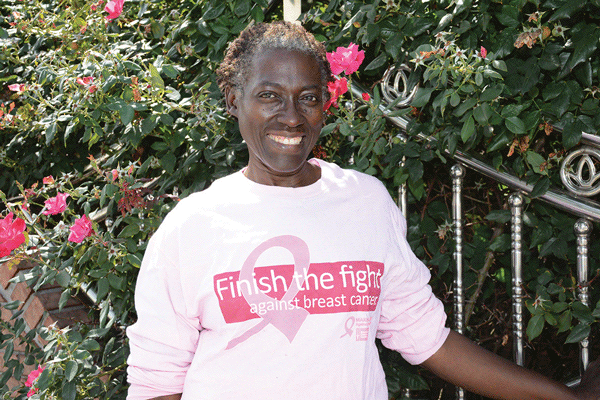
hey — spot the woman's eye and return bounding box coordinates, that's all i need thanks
[302,94,319,103]
[258,92,276,99]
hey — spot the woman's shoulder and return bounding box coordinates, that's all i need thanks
[316,159,388,193]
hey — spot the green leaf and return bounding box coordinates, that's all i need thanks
[480,85,503,102]
[562,119,583,149]
[385,34,404,60]
[545,312,557,326]
[162,65,179,79]
[203,3,226,20]
[485,210,511,223]
[526,314,545,340]
[151,21,165,39]
[62,380,77,400]
[489,233,510,252]
[526,151,547,175]
[65,360,78,382]
[45,122,57,146]
[558,310,573,333]
[321,123,337,137]
[127,253,142,268]
[3,342,13,362]
[119,224,140,238]
[364,53,388,71]
[572,301,594,323]
[542,82,565,101]
[410,88,436,108]
[80,338,101,351]
[593,300,600,318]
[102,75,117,93]
[551,302,568,313]
[161,151,177,173]
[530,176,550,198]
[565,24,600,72]
[504,116,525,134]
[141,116,158,135]
[96,277,110,301]
[149,64,165,90]
[487,131,511,152]
[119,104,135,126]
[460,115,476,142]
[58,289,71,310]
[482,68,503,80]
[108,274,124,290]
[565,323,590,343]
[122,61,142,71]
[491,60,508,72]
[56,269,71,287]
[450,91,460,107]
[473,103,492,125]
[475,72,483,86]
[549,0,586,21]
[453,97,478,117]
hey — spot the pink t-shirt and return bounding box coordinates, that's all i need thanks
[126,159,449,399]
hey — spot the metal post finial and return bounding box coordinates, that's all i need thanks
[283,0,301,22]
[509,192,525,367]
[575,218,592,374]
[451,163,466,400]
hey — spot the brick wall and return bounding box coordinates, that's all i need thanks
[0,259,91,390]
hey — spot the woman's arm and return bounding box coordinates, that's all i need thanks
[421,330,592,400]
[149,395,182,400]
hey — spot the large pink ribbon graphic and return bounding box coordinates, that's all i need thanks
[226,235,311,349]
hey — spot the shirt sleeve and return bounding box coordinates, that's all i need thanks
[126,219,201,399]
[376,201,450,365]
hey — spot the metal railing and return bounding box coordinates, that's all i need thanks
[352,65,600,396]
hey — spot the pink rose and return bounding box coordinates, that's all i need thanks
[362,92,371,101]
[42,192,70,215]
[8,83,26,93]
[25,365,44,397]
[76,76,93,85]
[326,43,365,76]
[323,77,348,111]
[68,215,94,243]
[480,46,487,59]
[25,365,44,387]
[0,212,26,257]
[104,0,124,20]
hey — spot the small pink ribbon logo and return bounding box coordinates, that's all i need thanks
[226,235,311,349]
[340,316,355,338]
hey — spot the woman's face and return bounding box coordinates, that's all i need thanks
[227,48,324,187]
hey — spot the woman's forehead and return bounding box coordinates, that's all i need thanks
[246,48,322,85]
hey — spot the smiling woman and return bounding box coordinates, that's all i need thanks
[124,21,600,400]
[225,48,324,187]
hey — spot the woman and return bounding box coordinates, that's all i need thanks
[126,21,599,400]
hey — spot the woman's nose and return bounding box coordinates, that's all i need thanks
[278,100,302,127]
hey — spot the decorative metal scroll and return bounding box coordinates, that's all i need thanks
[560,146,600,197]
[381,65,419,108]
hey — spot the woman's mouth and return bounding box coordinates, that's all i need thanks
[268,134,303,145]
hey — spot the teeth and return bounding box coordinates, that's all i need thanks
[270,135,302,145]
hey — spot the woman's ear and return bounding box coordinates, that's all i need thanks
[225,87,239,118]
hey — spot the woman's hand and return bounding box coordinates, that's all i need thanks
[574,360,600,400]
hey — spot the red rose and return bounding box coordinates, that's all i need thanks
[0,212,26,257]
